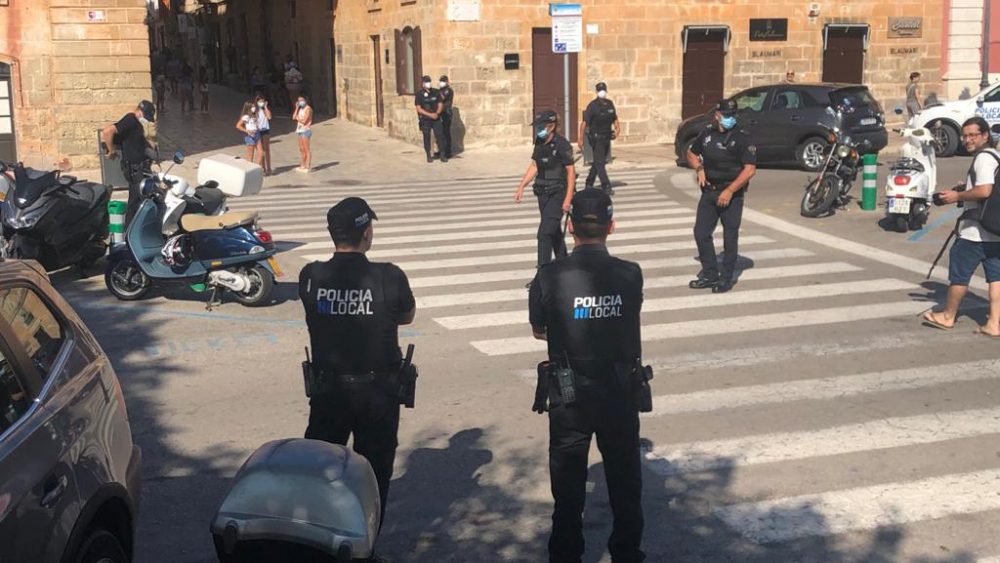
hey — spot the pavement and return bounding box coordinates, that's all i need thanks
[47,84,1000,563]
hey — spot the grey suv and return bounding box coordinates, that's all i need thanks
[0,259,140,562]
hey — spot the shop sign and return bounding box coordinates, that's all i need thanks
[888,17,922,39]
[750,19,788,42]
[751,49,782,58]
[890,47,919,56]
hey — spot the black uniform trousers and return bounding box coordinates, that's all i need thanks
[305,382,401,529]
[441,111,453,158]
[549,383,645,563]
[537,190,568,266]
[585,133,612,191]
[420,119,446,159]
[121,159,151,228]
[693,189,745,281]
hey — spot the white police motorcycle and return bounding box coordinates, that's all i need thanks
[884,107,939,232]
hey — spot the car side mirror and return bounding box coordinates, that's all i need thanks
[173,151,185,165]
[992,124,1000,135]
[977,96,985,107]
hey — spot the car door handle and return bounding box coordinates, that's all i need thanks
[40,475,68,508]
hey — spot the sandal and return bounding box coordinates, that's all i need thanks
[921,310,955,331]
[974,326,1000,339]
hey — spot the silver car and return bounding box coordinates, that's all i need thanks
[0,259,141,562]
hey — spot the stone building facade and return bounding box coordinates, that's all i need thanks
[334,0,945,149]
[941,0,999,100]
[0,0,152,171]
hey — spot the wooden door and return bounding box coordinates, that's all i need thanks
[822,28,865,84]
[682,29,726,119]
[0,63,15,163]
[372,35,384,128]
[531,28,579,142]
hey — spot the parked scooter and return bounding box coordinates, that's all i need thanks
[160,171,228,235]
[0,160,109,273]
[104,152,280,309]
[884,107,939,232]
[800,106,873,218]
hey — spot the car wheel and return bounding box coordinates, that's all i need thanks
[930,121,959,157]
[796,137,829,172]
[74,528,128,563]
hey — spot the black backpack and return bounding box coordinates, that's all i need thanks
[964,149,1000,237]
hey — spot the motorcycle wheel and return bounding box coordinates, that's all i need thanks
[800,175,839,218]
[894,215,909,233]
[909,203,929,231]
[105,259,151,301]
[231,264,274,307]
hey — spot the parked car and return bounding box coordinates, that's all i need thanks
[674,83,888,171]
[911,80,1000,157]
[0,259,140,562]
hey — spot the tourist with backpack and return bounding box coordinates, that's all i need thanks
[922,116,1000,337]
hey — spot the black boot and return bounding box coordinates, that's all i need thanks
[712,278,735,293]
[688,275,719,289]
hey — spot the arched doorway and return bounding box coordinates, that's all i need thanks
[0,62,15,162]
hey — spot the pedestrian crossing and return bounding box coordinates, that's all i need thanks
[229,166,1000,560]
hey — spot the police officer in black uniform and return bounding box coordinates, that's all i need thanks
[299,197,416,539]
[415,75,447,163]
[686,98,758,294]
[529,188,646,563]
[579,82,620,195]
[438,75,455,159]
[100,100,157,227]
[515,110,576,266]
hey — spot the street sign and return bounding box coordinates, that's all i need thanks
[550,3,583,54]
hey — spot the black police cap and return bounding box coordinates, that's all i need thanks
[439,75,449,82]
[595,82,607,91]
[139,100,156,122]
[421,75,432,83]
[571,188,613,225]
[533,109,558,128]
[716,98,738,116]
[327,197,378,235]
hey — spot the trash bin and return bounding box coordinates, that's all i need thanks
[210,439,380,563]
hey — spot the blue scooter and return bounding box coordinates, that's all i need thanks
[104,154,281,309]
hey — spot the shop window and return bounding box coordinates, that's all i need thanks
[394,26,423,95]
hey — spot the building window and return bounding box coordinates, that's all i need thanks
[394,26,422,95]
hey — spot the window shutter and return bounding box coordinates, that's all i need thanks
[412,26,423,94]
[394,29,405,95]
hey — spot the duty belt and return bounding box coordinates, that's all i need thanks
[315,369,396,385]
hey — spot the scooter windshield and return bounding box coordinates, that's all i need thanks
[12,166,60,210]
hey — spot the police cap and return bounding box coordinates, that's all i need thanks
[421,75,432,83]
[716,98,738,116]
[595,82,607,91]
[533,109,558,129]
[327,197,378,236]
[439,75,449,82]
[570,188,613,225]
[138,100,156,122]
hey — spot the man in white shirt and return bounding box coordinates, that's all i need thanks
[923,116,1000,337]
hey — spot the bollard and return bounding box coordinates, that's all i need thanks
[861,153,878,211]
[108,200,126,245]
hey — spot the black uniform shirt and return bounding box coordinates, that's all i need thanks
[582,98,617,136]
[415,88,442,122]
[531,134,574,187]
[299,253,415,374]
[529,244,643,375]
[439,86,454,115]
[114,113,148,164]
[690,127,757,193]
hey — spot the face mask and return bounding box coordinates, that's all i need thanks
[139,117,150,127]
[439,81,447,89]
[597,90,607,99]
[720,116,737,130]
[536,127,550,139]
[297,101,306,108]
[257,101,265,108]
[423,82,432,89]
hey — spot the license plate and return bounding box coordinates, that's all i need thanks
[267,257,284,277]
[860,117,877,126]
[888,198,911,214]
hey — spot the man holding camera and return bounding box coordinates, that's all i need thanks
[923,116,1000,337]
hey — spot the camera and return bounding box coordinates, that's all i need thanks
[932,192,946,206]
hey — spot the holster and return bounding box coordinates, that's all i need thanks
[531,361,578,412]
[532,361,552,413]
[532,181,565,197]
[615,361,654,413]
[397,362,419,409]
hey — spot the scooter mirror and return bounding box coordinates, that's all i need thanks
[893,106,904,115]
[141,178,159,198]
[173,151,185,165]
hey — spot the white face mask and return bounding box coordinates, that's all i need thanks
[423,82,432,89]
[597,90,608,99]
[257,101,265,108]
[139,116,150,127]
[439,81,447,89]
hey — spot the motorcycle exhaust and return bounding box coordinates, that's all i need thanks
[208,270,249,293]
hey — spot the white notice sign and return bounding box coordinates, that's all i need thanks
[550,4,583,53]
[87,10,106,22]
[447,0,481,22]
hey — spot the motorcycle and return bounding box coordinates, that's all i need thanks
[800,106,873,218]
[0,160,110,273]
[884,106,939,232]
[104,151,281,309]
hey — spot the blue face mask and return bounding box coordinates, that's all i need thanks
[720,115,738,130]
[536,127,550,139]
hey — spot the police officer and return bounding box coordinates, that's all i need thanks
[299,197,416,539]
[100,100,157,227]
[686,98,758,294]
[514,110,576,266]
[579,82,620,195]
[528,188,646,563]
[415,75,447,163]
[438,75,455,159]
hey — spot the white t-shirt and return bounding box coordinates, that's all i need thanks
[256,108,270,131]
[959,148,1000,242]
[242,114,258,133]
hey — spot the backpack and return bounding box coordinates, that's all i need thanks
[964,149,1000,237]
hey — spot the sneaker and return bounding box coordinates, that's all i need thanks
[688,276,719,290]
[712,279,735,294]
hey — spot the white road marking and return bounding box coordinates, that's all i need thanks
[644,406,1000,476]
[714,468,1000,543]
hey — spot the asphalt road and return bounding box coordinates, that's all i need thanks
[52,154,1000,563]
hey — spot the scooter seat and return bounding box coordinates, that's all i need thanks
[180,211,258,232]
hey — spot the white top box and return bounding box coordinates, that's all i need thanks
[197,154,263,197]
